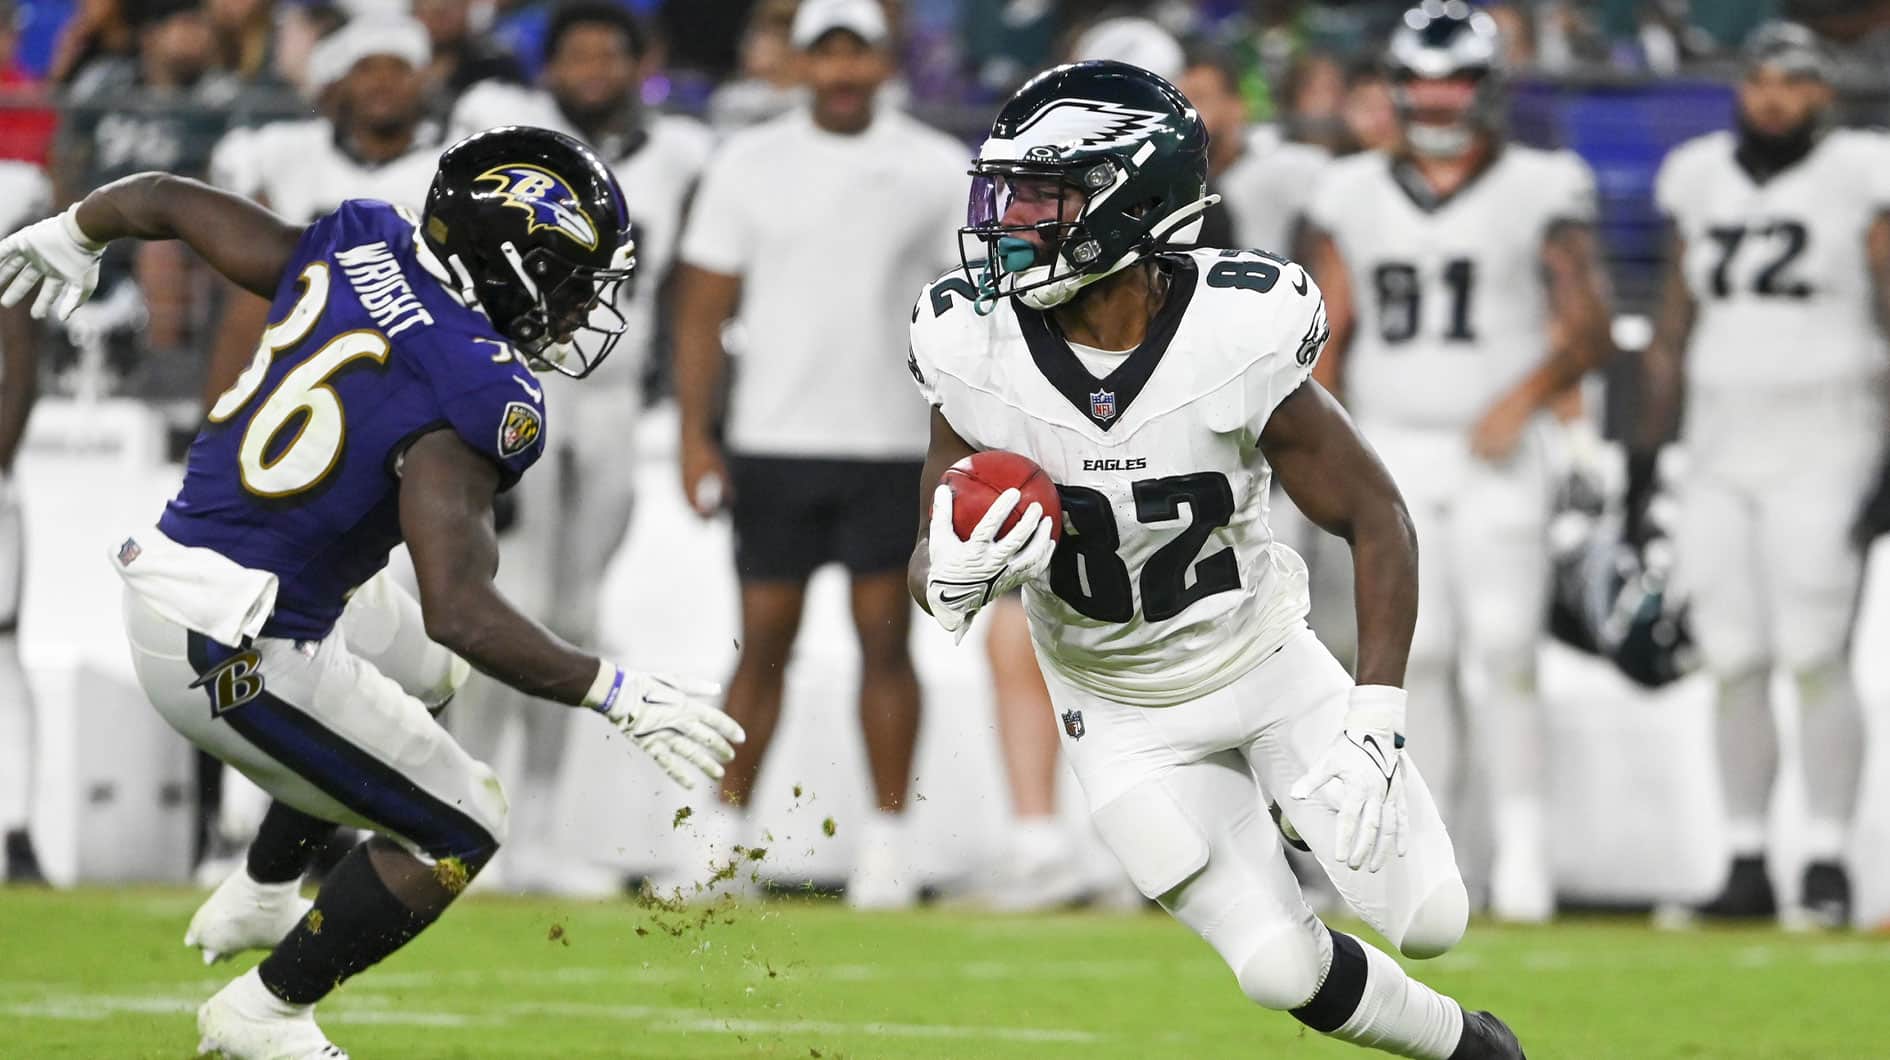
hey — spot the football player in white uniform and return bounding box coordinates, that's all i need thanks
[446,1,711,891]
[909,60,1522,1059]
[1641,24,1887,927]
[1303,3,1613,923]
[0,162,47,884]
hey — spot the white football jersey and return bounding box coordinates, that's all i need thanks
[450,84,713,389]
[1307,146,1596,430]
[207,119,439,222]
[910,250,1328,707]
[1656,128,1890,389]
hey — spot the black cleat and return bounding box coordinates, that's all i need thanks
[4,829,47,885]
[1694,855,1776,920]
[1450,1008,1525,1060]
[1800,861,1852,929]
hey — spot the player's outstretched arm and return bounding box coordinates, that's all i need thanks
[399,429,600,703]
[1263,381,1419,871]
[400,428,744,787]
[1259,381,1417,689]
[0,174,301,321]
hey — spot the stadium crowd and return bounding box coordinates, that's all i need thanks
[2,0,1889,941]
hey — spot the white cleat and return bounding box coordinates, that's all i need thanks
[196,968,346,1060]
[186,869,312,965]
[986,823,1088,912]
[847,816,920,911]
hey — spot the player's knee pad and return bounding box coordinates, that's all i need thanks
[1235,920,1330,1011]
[1396,875,1469,960]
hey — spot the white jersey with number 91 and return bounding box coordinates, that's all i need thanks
[1307,145,1597,431]
[909,249,1329,707]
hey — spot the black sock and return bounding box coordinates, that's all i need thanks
[1289,927,1369,1032]
[193,751,223,864]
[246,801,341,884]
[257,842,442,1005]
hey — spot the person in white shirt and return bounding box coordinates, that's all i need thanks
[672,0,966,908]
[446,0,713,895]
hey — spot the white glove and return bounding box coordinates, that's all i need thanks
[0,206,107,321]
[1289,685,1409,873]
[588,665,746,790]
[925,484,1056,642]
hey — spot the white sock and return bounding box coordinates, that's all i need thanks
[233,966,311,1017]
[1802,819,1848,865]
[1006,816,1074,875]
[1794,660,1864,837]
[1330,935,1466,1059]
[1714,668,1778,839]
[857,809,906,857]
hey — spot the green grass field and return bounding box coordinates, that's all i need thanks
[2,887,1887,1058]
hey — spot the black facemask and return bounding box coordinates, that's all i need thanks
[1734,105,1823,181]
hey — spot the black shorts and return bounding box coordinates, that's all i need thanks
[728,454,924,582]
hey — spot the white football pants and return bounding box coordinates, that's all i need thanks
[1043,625,1468,1008]
[123,573,500,863]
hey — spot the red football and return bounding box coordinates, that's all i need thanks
[940,451,1062,542]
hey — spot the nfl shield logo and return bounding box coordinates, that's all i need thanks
[116,537,142,566]
[1061,709,1085,740]
[1088,389,1116,423]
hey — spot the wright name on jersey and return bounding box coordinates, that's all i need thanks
[155,200,548,642]
[1308,145,1597,430]
[1657,127,1890,388]
[910,249,1329,707]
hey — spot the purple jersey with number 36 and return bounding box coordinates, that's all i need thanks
[159,200,547,640]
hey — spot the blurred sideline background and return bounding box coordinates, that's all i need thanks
[4,0,1890,927]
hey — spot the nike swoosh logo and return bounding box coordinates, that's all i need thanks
[1357,734,1391,775]
[937,587,987,608]
[1292,268,1309,296]
[513,375,543,402]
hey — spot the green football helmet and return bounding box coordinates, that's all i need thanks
[962,60,1216,312]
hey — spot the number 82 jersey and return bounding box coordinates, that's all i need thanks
[909,250,1329,707]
